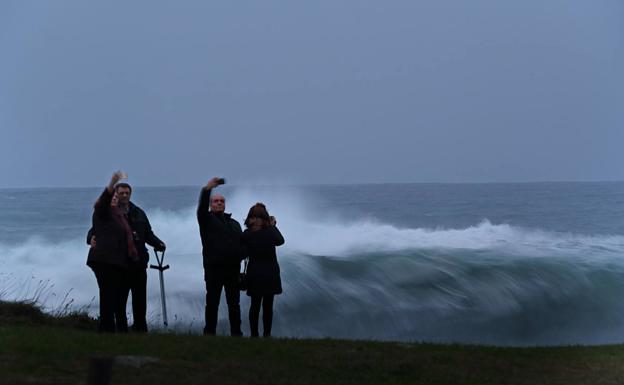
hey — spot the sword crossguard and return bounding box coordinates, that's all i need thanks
[149,264,170,271]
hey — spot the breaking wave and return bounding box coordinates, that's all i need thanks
[2,190,624,345]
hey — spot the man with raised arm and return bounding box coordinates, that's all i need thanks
[197,177,244,336]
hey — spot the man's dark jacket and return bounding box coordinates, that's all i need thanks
[88,201,163,269]
[197,188,244,269]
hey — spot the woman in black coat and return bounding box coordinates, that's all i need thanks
[242,203,285,337]
[86,171,138,332]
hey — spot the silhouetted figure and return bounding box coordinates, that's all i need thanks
[197,177,244,336]
[88,182,165,332]
[86,171,137,333]
[242,203,285,337]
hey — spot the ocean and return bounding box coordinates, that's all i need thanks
[1,182,624,346]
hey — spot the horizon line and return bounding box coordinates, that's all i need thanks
[1,179,623,190]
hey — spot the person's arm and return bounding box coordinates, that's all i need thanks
[86,227,94,246]
[267,216,284,246]
[272,226,285,246]
[144,216,165,251]
[240,229,249,261]
[197,177,222,222]
[93,189,113,218]
[94,171,125,218]
[197,187,211,223]
[106,172,121,193]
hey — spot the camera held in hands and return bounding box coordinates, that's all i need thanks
[216,178,226,185]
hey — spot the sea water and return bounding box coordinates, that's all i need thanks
[1,182,624,346]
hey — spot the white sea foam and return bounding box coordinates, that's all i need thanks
[2,190,624,344]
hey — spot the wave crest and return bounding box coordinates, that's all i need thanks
[2,205,624,345]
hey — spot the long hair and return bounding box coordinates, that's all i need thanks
[244,203,270,229]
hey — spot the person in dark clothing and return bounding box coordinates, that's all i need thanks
[86,171,137,333]
[242,203,285,338]
[88,182,166,332]
[197,177,244,336]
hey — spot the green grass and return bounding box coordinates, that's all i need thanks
[2,301,624,384]
[0,299,96,330]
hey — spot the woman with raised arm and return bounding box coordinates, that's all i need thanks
[242,203,285,337]
[86,171,137,333]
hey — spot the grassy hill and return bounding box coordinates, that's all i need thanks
[1,300,624,385]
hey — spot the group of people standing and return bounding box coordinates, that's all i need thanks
[86,172,285,338]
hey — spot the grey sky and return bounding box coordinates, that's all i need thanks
[0,0,622,188]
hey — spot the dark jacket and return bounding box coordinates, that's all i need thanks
[87,201,163,269]
[197,188,244,269]
[242,226,285,296]
[86,189,130,268]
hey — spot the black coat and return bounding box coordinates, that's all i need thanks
[242,226,285,296]
[197,188,244,269]
[86,189,130,268]
[87,201,163,269]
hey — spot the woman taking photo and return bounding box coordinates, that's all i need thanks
[242,203,285,337]
[86,171,137,332]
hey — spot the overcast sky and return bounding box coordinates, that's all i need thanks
[0,0,622,188]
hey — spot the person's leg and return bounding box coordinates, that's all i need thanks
[224,267,242,336]
[204,269,223,335]
[113,267,128,333]
[249,295,262,337]
[130,268,148,332]
[262,295,275,337]
[93,265,115,333]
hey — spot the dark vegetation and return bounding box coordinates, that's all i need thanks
[0,300,96,329]
[2,300,624,385]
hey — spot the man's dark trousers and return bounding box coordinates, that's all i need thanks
[124,267,148,332]
[204,266,242,336]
